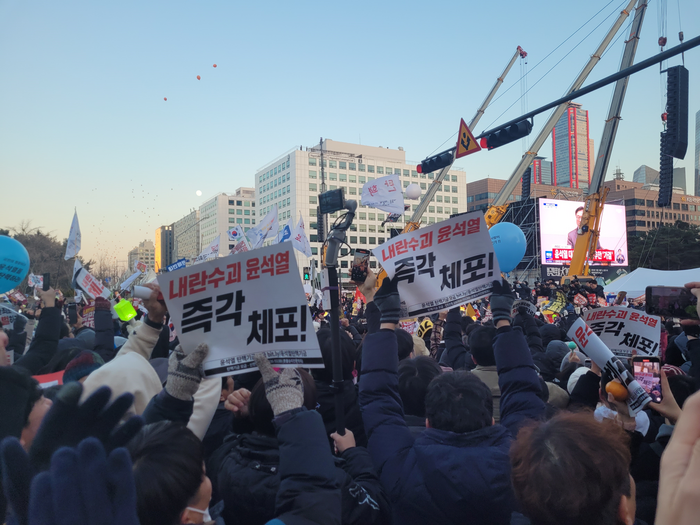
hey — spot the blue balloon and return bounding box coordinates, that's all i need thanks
[0,236,30,294]
[489,222,526,273]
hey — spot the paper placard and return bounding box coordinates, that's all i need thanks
[373,212,499,318]
[157,244,322,378]
[582,306,660,357]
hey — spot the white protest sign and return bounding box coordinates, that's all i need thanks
[582,306,661,357]
[74,268,110,299]
[568,318,651,416]
[27,274,44,289]
[0,304,28,330]
[157,243,322,378]
[373,212,499,317]
[361,174,405,215]
[512,300,537,318]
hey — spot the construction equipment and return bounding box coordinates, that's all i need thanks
[374,46,527,286]
[567,0,647,282]
[483,0,640,229]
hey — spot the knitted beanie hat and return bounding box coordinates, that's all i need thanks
[63,351,105,383]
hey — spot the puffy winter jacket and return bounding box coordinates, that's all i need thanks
[208,431,390,525]
[359,325,545,525]
[315,379,367,449]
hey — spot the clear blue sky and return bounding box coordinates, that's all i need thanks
[2,0,699,266]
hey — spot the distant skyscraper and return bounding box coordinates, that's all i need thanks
[695,110,700,196]
[552,102,592,191]
[531,156,553,185]
[633,165,660,184]
[673,167,687,192]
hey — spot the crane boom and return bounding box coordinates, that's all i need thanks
[569,0,648,277]
[483,0,638,228]
[406,46,527,228]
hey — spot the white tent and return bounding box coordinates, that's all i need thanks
[605,267,700,298]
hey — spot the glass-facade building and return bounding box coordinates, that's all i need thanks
[552,102,592,191]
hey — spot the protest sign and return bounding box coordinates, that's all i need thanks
[75,268,110,299]
[361,174,405,215]
[582,306,660,357]
[81,302,95,329]
[372,212,499,317]
[400,319,419,335]
[231,239,249,255]
[136,261,147,273]
[573,293,588,306]
[157,243,322,378]
[0,304,28,330]
[542,290,568,314]
[568,318,651,415]
[511,300,537,318]
[33,371,64,389]
[27,274,43,289]
[167,258,188,272]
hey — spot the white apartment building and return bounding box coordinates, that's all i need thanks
[199,187,257,252]
[255,140,467,280]
[127,240,155,272]
[173,209,201,263]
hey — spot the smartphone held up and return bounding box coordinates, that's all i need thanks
[351,249,370,283]
[645,286,698,319]
[633,356,663,403]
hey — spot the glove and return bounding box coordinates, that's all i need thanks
[490,279,515,325]
[254,353,303,417]
[1,384,143,525]
[28,438,139,525]
[374,276,401,325]
[94,297,111,311]
[165,344,209,401]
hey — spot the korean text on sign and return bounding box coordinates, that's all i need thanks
[583,306,660,357]
[372,212,499,317]
[157,244,323,378]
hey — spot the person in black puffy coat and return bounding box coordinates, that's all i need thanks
[208,368,390,525]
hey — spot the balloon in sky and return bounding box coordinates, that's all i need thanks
[164,97,167,101]
[197,75,201,80]
[0,236,30,294]
[213,64,217,68]
[489,222,527,273]
[405,183,421,200]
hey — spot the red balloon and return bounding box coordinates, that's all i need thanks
[197,75,201,80]
[213,64,217,68]
[163,97,167,101]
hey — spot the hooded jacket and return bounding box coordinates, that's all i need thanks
[208,430,390,525]
[359,325,545,525]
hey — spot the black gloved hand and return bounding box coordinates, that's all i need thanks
[374,276,401,325]
[490,279,515,325]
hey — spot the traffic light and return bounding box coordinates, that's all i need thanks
[665,65,689,159]
[416,148,455,174]
[316,206,326,243]
[303,267,310,281]
[479,119,533,150]
[658,132,674,207]
[521,167,531,200]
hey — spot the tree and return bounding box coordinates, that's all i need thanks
[627,220,700,271]
[5,228,94,296]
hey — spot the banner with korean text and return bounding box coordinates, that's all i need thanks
[372,212,499,317]
[581,306,661,357]
[158,243,323,378]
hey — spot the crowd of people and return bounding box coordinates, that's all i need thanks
[2,272,700,525]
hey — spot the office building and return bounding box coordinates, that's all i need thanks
[633,164,686,191]
[604,178,695,237]
[255,139,467,280]
[173,210,201,264]
[695,110,700,196]
[552,102,593,191]
[466,178,589,212]
[531,157,553,185]
[199,188,257,253]
[154,225,174,272]
[127,240,155,273]
[633,165,660,184]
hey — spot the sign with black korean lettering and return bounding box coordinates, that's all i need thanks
[373,212,499,317]
[157,244,323,378]
[582,306,661,357]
